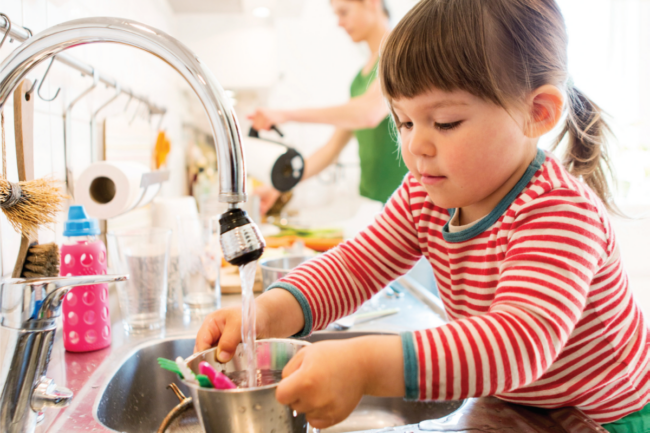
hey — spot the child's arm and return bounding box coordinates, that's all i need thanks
[266,176,423,336]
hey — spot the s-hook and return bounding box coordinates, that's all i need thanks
[90,83,121,161]
[36,56,61,101]
[63,67,100,195]
[0,14,12,51]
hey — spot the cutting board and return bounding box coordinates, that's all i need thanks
[220,265,263,294]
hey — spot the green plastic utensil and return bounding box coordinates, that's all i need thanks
[157,357,214,388]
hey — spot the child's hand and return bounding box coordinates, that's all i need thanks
[276,335,405,429]
[194,307,244,361]
[194,288,306,361]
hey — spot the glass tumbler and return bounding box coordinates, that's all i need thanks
[177,215,221,316]
[108,227,172,332]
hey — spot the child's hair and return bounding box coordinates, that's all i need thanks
[380,0,618,213]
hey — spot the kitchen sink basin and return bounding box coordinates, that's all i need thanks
[95,332,464,432]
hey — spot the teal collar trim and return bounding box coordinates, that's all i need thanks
[442,148,546,243]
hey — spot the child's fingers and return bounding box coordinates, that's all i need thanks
[306,411,338,430]
[194,312,224,353]
[276,355,307,406]
[215,314,242,363]
[281,350,305,379]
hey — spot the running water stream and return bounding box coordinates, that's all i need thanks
[239,261,258,388]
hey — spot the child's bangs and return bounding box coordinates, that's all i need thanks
[380,0,504,106]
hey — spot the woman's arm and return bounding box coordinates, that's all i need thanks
[249,81,389,131]
[254,128,353,215]
[302,128,353,180]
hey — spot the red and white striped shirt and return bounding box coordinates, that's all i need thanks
[270,150,650,423]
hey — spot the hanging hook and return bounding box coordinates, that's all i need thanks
[63,68,100,195]
[123,92,133,113]
[93,83,121,119]
[156,110,166,131]
[36,56,61,102]
[0,14,12,51]
[129,99,143,125]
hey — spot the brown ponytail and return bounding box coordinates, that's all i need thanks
[552,87,619,214]
[380,0,620,214]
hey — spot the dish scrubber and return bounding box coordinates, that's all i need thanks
[199,361,237,390]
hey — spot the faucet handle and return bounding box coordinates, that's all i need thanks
[9,274,128,290]
[31,377,73,412]
[0,274,128,331]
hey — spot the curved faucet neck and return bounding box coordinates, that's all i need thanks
[0,17,247,203]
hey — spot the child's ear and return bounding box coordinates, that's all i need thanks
[524,85,564,138]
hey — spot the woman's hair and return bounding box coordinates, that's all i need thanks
[344,0,390,18]
[380,0,618,213]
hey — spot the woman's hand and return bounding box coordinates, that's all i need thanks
[276,335,405,429]
[254,183,282,215]
[248,108,287,131]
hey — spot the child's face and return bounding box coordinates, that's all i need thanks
[393,87,535,212]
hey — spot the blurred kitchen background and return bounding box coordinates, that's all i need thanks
[0,0,648,313]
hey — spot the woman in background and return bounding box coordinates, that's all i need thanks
[250,0,408,213]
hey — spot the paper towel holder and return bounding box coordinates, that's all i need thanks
[125,169,170,213]
[86,168,170,216]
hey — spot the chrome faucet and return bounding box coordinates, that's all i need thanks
[0,16,267,433]
[0,17,265,266]
[0,275,127,433]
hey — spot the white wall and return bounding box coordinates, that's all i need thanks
[0,0,187,275]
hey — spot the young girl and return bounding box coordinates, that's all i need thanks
[196,0,650,431]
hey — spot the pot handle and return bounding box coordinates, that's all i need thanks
[248,125,284,138]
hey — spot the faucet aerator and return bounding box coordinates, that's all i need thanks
[219,208,266,266]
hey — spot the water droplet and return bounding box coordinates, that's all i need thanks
[238,407,246,413]
[254,403,262,411]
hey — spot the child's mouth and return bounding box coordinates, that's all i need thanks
[420,175,446,186]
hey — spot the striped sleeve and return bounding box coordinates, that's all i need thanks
[267,177,423,334]
[405,189,609,400]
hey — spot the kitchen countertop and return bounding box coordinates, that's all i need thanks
[33,284,606,433]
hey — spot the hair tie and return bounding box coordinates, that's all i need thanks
[566,76,575,90]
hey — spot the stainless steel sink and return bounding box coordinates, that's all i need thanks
[95,332,464,432]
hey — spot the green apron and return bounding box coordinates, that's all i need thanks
[350,62,408,203]
[602,404,650,432]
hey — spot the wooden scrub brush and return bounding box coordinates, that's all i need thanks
[4,79,64,278]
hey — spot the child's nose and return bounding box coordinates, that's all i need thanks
[408,128,435,157]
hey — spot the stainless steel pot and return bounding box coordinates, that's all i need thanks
[184,339,310,433]
[259,255,313,290]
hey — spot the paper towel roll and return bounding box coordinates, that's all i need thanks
[75,161,161,219]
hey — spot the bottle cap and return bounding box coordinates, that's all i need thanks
[63,205,100,237]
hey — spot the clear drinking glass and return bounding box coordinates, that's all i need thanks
[107,227,172,333]
[177,215,221,316]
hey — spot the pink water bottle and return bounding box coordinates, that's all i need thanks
[60,205,111,352]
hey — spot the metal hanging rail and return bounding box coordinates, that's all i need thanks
[0,16,166,116]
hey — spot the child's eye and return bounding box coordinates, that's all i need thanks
[435,121,462,131]
[398,121,413,130]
